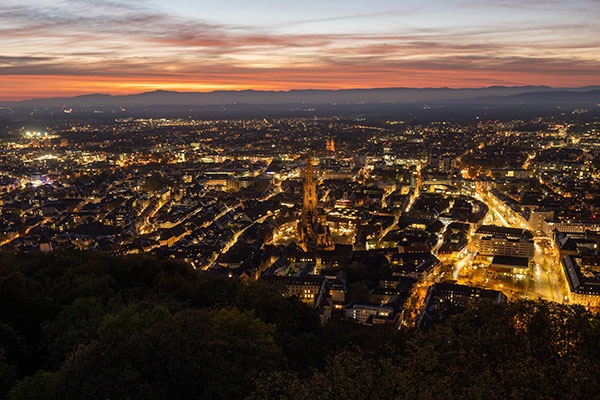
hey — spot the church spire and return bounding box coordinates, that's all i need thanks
[303,155,317,217]
[298,154,334,252]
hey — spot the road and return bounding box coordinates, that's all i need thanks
[402,181,574,327]
[378,186,420,247]
[475,188,568,303]
[403,182,573,326]
[453,251,476,280]
[532,242,557,301]
[532,240,569,303]
[0,218,49,248]
[203,213,273,270]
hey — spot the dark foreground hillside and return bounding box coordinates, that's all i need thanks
[1,251,600,400]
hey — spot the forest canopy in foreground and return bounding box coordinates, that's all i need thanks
[1,251,599,400]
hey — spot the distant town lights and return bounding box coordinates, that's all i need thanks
[24,131,49,138]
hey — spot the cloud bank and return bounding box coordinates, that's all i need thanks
[1,0,599,100]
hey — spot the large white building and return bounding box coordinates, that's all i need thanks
[477,236,534,260]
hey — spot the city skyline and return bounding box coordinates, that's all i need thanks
[2,0,600,100]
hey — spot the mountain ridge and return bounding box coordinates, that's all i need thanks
[3,86,600,108]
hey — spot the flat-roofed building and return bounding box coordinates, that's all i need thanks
[477,236,534,260]
[489,255,530,275]
[475,225,533,240]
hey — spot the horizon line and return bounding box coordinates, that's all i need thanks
[4,84,600,103]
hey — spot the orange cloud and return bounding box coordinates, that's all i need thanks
[2,60,598,101]
[1,1,599,100]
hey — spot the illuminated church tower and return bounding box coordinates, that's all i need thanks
[298,155,335,252]
[326,138,335,153]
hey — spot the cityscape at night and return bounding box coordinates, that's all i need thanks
[1,1,600,399]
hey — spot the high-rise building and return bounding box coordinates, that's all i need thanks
[298,155,335,251]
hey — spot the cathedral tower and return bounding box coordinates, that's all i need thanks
[298,155,334,252]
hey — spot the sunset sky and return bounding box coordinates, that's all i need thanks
[1,0,599,100]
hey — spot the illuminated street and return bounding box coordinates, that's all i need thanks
[469,189,570,303]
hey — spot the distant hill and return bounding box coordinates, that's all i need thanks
[451,89,600,106]
[3,86,600,108]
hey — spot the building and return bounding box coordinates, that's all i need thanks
[489,255,530,275]
[490,168,531,179]
[417,283,507,329]
[326,207,359,235]
[389,252,441,280]
[326,138,335,152]
[542,220,600,237]
[297,155,335,252]
[562,256,600,308]
[475,225,533,240]
[262,273,346,322]
[476,236,534,260]
[345,302,395,325]
[261,275,326,304]
[425,282,507,308]
[529,209,555,233]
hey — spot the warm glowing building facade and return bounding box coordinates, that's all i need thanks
[298,156,335,252]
